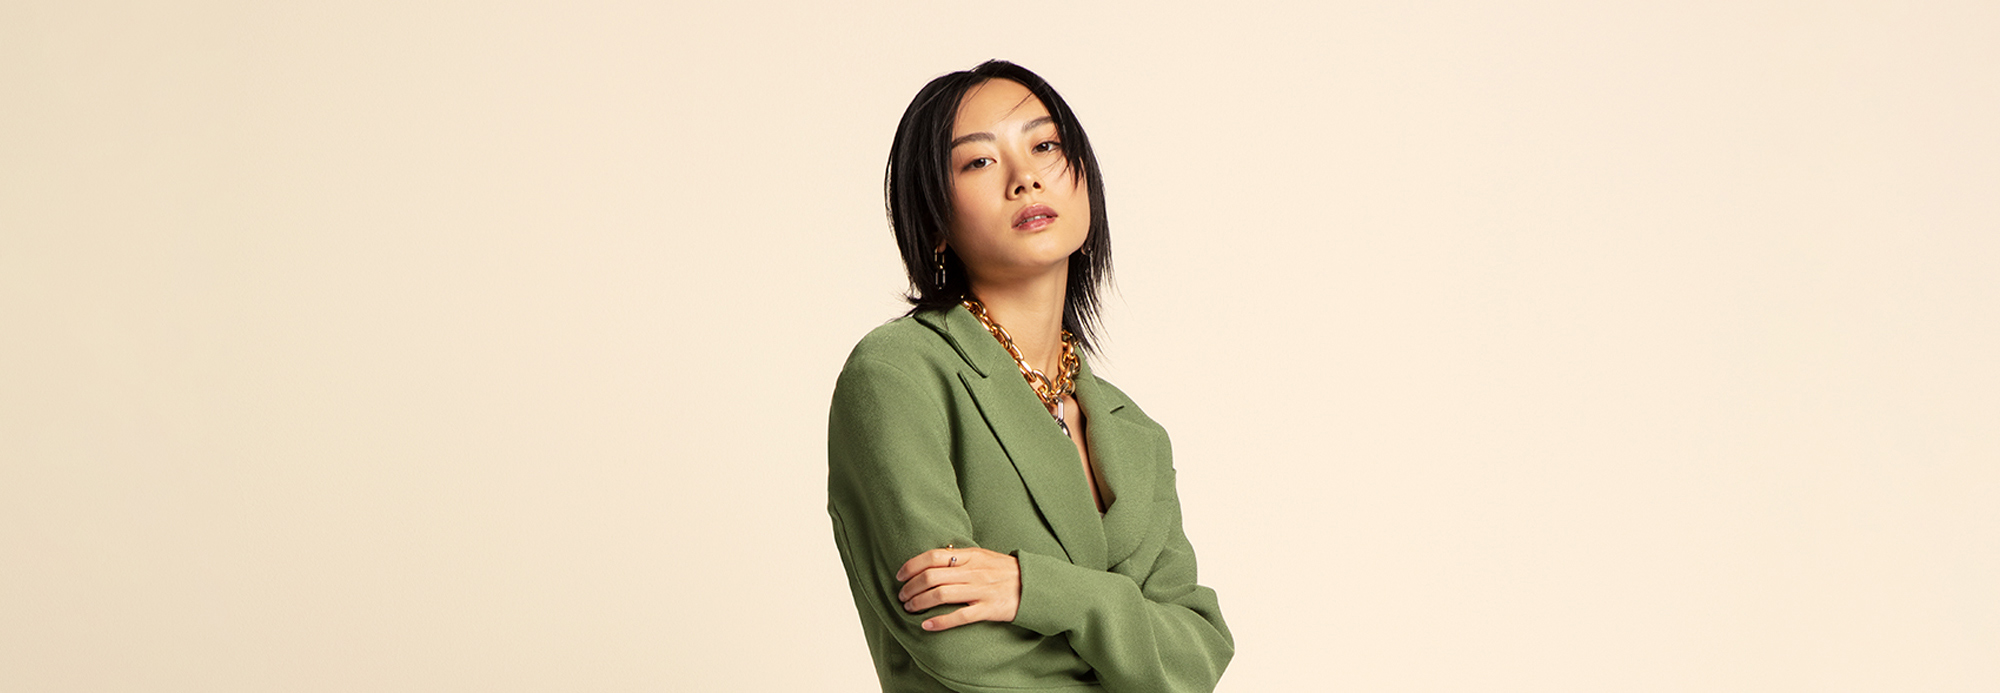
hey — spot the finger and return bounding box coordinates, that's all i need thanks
[895,546,966,582]
[902,583,968,613]
[895,550,937,583]
[922,603,988,631]
[897,567,964,603]
[895,548,948,582]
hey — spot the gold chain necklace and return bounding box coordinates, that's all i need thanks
[961,298,1080,437]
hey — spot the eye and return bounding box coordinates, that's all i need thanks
[1033,140,1062,153]
[962,157,994,171]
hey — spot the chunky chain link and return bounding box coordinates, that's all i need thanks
[961,299,1078,416]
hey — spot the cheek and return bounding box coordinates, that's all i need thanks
[947,181,974,230]
[949,181,996,229]
[1062,177,1092,219]
[1050,162,1087,207]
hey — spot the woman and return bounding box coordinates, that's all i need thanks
[827,60,1233,692]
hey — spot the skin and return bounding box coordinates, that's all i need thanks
[900,78,1107,632]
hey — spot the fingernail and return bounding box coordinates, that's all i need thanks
[922,620,937,630]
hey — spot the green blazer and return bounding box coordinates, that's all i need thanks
[827,306,1234,692]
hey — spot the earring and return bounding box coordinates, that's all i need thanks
[933,248,948,290]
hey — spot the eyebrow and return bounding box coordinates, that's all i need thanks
[949,116,1057,150]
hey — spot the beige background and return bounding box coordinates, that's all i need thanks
[4,1,1996,691]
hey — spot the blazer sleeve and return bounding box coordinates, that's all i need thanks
[1009,459,1235,692]
[829,356,1077,691]
[828,356,1233,692]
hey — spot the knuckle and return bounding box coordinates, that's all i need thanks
[956,605,987,625]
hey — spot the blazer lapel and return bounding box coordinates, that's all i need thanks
[920,308,1109,571]
[1073,362,1158,570]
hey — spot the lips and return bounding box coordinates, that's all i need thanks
[1013,204,1058,230]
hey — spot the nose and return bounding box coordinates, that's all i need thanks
[1008,168,1043,199]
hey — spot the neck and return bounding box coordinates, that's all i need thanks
[967,267,1069,374]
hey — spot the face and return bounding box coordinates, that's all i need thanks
[943,79,1091,286]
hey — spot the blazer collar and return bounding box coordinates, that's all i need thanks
[914,306,993,378]
[918,306,1156,571]
[1074,365,1158,570]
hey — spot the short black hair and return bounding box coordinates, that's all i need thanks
[885,60,1112,353]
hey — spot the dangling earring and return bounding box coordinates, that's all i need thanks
[933,248,948,291]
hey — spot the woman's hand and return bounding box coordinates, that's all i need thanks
[895,546,1020,631]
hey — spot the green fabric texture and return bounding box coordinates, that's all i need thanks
[827,306,1233,692]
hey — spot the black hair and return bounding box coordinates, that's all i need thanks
[885,60,1112,353]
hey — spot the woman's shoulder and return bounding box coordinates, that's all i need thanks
[837,308,963,384]
[847,311,941,356]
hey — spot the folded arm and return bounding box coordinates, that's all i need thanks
[828,357,1231,691]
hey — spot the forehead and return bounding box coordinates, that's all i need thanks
[952,79,1051,136]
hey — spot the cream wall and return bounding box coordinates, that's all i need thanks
[3,1,1996,691]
